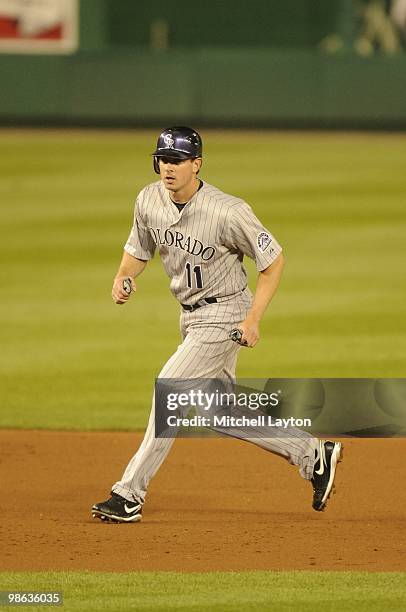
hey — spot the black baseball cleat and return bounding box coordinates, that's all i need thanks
[92,492,142,523]
[311,440,343,512]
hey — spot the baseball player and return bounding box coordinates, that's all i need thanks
[92,127,342,523]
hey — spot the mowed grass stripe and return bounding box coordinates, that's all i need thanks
[1,570,406,611]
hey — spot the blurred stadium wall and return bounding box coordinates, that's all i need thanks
[0,0,406,128]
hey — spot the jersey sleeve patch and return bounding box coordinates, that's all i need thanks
[257,232,273,253]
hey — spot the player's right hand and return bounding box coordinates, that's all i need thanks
[112,276,135,305]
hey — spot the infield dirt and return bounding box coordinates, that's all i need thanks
[1,431,405,572]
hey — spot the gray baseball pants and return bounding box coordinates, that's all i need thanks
[112,292,318,504]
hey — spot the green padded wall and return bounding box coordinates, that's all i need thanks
[1,50,406,128]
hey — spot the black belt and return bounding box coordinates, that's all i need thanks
[181,297,218,311]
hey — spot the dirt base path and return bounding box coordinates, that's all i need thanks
[1,431,405,572]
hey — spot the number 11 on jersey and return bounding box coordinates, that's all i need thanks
[185,263,203,289]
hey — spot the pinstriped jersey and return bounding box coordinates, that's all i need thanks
[125,180,282,305]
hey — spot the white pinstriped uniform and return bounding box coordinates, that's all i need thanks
[112,180,318,504]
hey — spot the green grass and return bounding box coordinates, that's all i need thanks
[1,571,406,611]
[1,130,406,429]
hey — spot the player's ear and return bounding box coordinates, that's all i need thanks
[193,157,202,175]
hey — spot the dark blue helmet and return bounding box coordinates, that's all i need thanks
[152,126,202,173]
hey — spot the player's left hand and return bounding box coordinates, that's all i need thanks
[238,317,260,347]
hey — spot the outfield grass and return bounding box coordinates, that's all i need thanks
[1,130,405,430]
[1,570,406,611]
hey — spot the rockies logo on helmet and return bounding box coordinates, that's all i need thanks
[163,134,174,149]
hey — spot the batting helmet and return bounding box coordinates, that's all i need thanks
[152,126,202,174]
